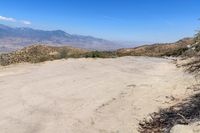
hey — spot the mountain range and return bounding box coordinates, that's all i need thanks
[0,24,122,52]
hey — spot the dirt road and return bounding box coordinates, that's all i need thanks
[0,57,195,133]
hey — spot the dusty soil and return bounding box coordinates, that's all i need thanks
[0,57,196,133]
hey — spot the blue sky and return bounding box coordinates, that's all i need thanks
[0,0,200,43]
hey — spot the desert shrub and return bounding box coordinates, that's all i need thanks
[33,55,50,63]
[58,49,68,59]
[194,31,200,43]
[0,55,10,66]
[163,47,189,57]
[83,51,117,58]
[86,51,102,58]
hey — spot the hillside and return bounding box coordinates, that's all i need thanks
[174,31,200,73]
[0,37,196,66]
[116,38,194,57]
[0,45,89,66]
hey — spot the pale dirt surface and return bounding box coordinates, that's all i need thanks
[171,125,193,133]
[0,57,196,133]
[170,123,200,133]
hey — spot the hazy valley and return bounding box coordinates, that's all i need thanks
[0,24,124,52]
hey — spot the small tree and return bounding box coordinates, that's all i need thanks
[195,31,200,42]
[194,19,200,43]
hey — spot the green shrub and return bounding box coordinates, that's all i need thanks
[83,51,117,58]
[58,49,68,59]
[195,31,200,43]
[163,47,189,57]
[84,51,101,58]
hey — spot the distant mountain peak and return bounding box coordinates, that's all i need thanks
[0,24,122,52]
[0,24,12,30]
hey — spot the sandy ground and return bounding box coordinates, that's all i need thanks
[170,122,200,133]
[0,56,196,133]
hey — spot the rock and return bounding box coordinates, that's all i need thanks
[170,123,200,133]
[170,125,194,133]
